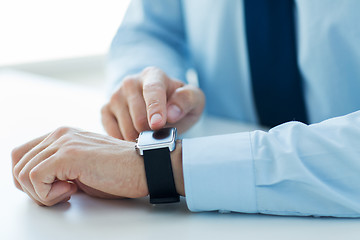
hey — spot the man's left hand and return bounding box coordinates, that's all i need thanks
[11,127,148,206]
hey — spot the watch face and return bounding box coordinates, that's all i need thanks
[152,128,173,140]
[137,128,176,147]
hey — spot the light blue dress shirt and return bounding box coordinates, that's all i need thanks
[108,0,360,217]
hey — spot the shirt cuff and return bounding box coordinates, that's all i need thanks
[182,132,258,213]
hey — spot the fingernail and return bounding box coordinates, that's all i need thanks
[150,113,162,126]
[168,105,182,121]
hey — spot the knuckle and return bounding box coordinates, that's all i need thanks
[13,164,22,178]
[101,106,113,128]
[146,99,162,111]
[182,86,204,105]
[143,81,164,93]
[58,132,74,144]
[121,76,137,89]
[126,93,140,103]
[56,134,79,156]
[109,90,123,105]
[61,144,79,157]
[141,66,162,76]
[100,104,109,116]
[18,169,28,184]
[11,146,21,164]
[53,126,72,138]
[179,88,195,104]
[29,168,39,182]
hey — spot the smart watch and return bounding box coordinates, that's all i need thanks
[135,127,180,204]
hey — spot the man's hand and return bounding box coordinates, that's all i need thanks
[11,127,149,206]
[101,67,205,140]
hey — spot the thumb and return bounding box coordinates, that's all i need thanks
[167,85,205,123]
[45,181,77,202]
[30,155,78,205]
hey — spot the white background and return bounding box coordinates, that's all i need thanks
[0,0,130,66]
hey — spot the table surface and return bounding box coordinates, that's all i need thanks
[0,70,359,240]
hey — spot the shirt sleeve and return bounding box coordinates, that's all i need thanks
[107,0,189,90]
[183,111,360,217]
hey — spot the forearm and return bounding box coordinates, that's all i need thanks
[251,112,360,217]
[182,110,360,217]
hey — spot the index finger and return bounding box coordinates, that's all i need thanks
[141,68,168,130]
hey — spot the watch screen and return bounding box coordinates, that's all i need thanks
[138,128,174,146]
[153,128,172,140]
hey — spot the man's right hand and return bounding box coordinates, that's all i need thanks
[101,67,205,141]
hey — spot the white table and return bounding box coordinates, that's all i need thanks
[0,70,359,240]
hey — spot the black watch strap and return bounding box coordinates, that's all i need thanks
[143,147,180,204]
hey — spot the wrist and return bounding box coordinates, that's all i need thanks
[171,140,185,196]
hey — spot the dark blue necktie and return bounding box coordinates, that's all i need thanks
[244,0,308,128]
